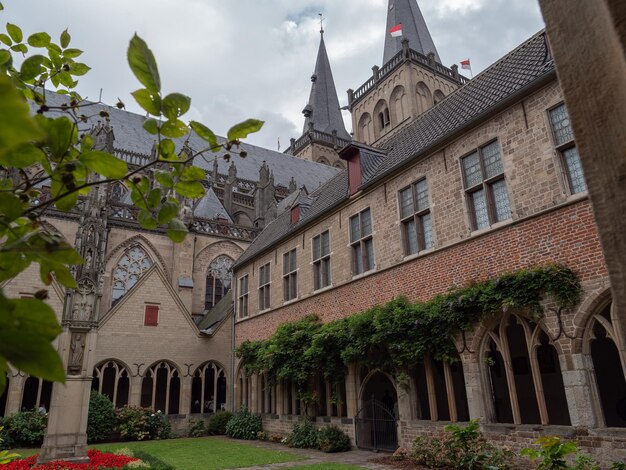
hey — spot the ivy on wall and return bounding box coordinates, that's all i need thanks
[236,264,581,390]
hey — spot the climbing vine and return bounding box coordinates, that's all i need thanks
[236,264,581,391]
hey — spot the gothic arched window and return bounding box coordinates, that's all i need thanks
[205,255,233,310]
[190,362,227,414]
[21,377,53,412]
[91,360,130,408]
[140,361,180,414]
[112,246,153,305]
[585,301,626,427]
[483,314,570,425]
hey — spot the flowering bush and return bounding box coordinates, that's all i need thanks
[0,410,48,448]
[3,449,138,469]
[225,406,261,440]
[115,406,171,441]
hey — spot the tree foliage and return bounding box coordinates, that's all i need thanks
[0,14,263,395]
[236,264,581,389]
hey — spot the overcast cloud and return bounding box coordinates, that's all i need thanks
[4,0,544,150]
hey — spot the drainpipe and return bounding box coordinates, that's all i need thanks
[230,278,237,412]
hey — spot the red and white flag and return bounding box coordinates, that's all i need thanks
[389,24,402,37]
[460,59,471,70]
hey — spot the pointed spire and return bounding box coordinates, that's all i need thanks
[301,29,351,140]
[383,0,440,65]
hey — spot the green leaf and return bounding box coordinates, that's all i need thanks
[227,119,264,141]
[10,43,26,54]
[143,118,159,135]
[0,193,23,221]
[190,121,218,150]
[167,218,188,242]
[161,119,188,138]
[132,88,161,115]
[146,188,162,209]
[174,181,205,198]
[6,23,22,43]
[43,116,76,159]
[51,178,79,211]
[0,251,30,282]
[80,134,93,152]
[27,32,51,47]
[62,48,82,59]
[52,265,77,288]
[0,33,10,46]
[60,28,70,48]
[158,200,179,224]
[0,142,44,168]
[155,170,174,188]
[20,54,46,81]
[0,295,65,384]
[162,92,190,120]
[68,62,90,76]
[79,151,128,179]
[0,3,3,10]
[180,166,205,182]
[0,49,9,66]
[127,34,160,92]
[138,209,158,229]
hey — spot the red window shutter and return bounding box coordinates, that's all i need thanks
[347,154,362,196]
[144,305,159,326]
[291,205,300,224]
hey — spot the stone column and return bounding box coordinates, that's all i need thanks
[5,374,24,415]
[561,353,599,427]
[250,374,259,413]
[345,364,358,418]
[129,375,142,407]
[462,353,489,421]
[179,375,192,416]
[396,378,412,421]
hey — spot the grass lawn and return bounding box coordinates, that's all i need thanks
[12,437,306,469]
[283,465,365,470]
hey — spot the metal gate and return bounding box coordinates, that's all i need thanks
[355,399,398,451]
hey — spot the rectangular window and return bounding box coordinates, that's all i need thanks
[238,275,249,318]
[349,208,374,275]
[282,249,297,301]
[312,231,331,290]
[462,140,511,230]
[144,305,159,326]
[258,263,271,311]
[399,179,434,255]
[549,103,587,194]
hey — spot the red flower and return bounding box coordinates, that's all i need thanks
[3,450,138,469]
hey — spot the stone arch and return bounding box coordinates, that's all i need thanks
[389,85,408,125]
[140,360,181,415]
[333,161,345,170]
[204,254,234,311]
[582,299,626,427]
[316,157,330,166]
[433,89,446,105]
[479,312,571,425]
[105,234,168,279]
[234,362,252,410]
[572,286,613,350]
[91,359,131,408]
[416,82,433,114]
[373,99,391,138]
[359,370,398,418]
[358,112,373,144]
[233,211,253,227]
[110,244,154,306]
[190,361,227,414]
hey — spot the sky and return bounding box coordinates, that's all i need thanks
[4,0,544,150]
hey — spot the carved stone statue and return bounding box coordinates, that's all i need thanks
[68,333,85,375]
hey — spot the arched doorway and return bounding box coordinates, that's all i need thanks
[355,371,398,451]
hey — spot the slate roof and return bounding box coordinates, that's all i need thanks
[35,92,340,192]
[193,188,232,222]
[234,31,554,269]
[383,0,441,65]
[301,33,351,141]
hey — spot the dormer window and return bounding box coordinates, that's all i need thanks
[291,205,301,224]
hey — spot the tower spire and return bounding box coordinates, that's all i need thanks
[383,0,441,65]
[301,26,350,141]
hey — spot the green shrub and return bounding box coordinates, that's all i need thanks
[225,406,261,440]
[188,418,205,437]
[206,410,232,435]
[115,406,170,441]
[521,436,599,470]
[87,391,116,443]
[317,425,351,453]
[288,419,319,449]
[412,419,513,470]
[0,410,48,448]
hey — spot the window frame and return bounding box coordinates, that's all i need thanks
[238,275,249,318]
[398,178,434,256]
[547,102,587,195]
[461,139,511,230]
[312,230,331,291]
[349,208,375,275]
[282,249,298,302]
[258,263,271,311]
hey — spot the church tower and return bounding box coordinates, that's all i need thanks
[288,27,351,169]
[348,0,468,146]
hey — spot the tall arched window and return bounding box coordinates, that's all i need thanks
[91,360,130,408]
[483,314,570,425]
[416,82,433,114]
[205,255,233,310]
[390,85,407,125]
[236,366,251,410]
[0,373,8,417]
[140,361,180,414]
[586,301,626,427]
[112,246,153,305]
[190,362,227,414]
[412,354,469,422]
[21,377,53,412]
[358,113,373,144]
